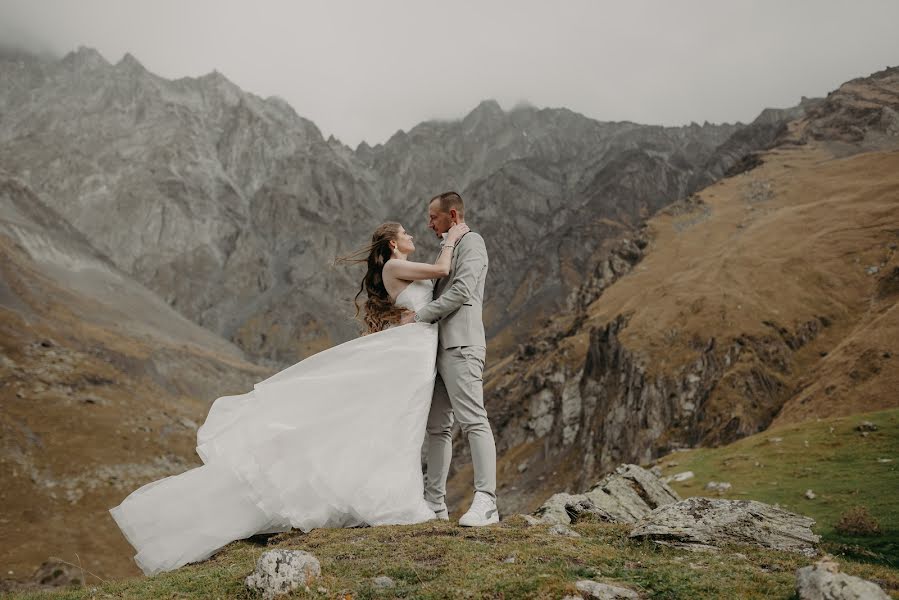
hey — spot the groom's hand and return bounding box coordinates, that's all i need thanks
[399,310,416,325]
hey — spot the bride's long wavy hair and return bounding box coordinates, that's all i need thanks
[336,222,406,334]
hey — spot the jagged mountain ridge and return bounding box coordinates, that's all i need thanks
[0,46,800,363]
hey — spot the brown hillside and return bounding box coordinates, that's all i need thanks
[0,177,271,582]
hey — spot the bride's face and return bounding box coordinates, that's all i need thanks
[394,226,415,256]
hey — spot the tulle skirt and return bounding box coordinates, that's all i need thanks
[110,322,439,575]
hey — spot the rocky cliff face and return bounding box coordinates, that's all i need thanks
[0,46,800,364]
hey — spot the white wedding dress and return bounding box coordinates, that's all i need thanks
[110,279,439,575]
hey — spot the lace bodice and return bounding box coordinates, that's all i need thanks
[395,279,435,312]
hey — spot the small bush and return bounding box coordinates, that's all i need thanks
[835,506,881,536]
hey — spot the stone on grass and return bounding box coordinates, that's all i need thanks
[856,421,878,432]
[795,556,889,599]
[575,579,641,599]
[630,497,820,556]
[521,514,543,526]
[548,523,581,538]
[372,576,395,588]
[704,481,731,493]
[805,489,816,500]
[245,549,321,600]
[663,471,694,483]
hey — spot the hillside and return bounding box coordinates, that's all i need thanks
[0,173,272,580]
[453,66,899,517]
[661,407,899,566]
[4,411,897,597]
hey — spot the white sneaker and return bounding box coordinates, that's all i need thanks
[426,499,449,521]
[458,491,499,527]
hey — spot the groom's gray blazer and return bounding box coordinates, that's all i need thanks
[415,231,488,348]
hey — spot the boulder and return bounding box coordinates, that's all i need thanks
[245,549,321,600]
[796,556,889,599]
[566,498,616,524]
[534,492,585,524]
[630,497,820,556]
[533,464,680,525]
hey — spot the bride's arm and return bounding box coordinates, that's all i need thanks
[383,254,451,281]
[383,224,469,281]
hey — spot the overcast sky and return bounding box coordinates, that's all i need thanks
[1,1,898,147]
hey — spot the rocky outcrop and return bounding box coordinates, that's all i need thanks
[533,464,680,525]
[245,549,321,600]
[800,66,899,144]
[795,556,890,600]
[630,497,820,556]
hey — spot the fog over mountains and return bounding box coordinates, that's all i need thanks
[0,45,809,364]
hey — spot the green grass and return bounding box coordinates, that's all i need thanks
[7,518,899,599]
[662,407,899,567]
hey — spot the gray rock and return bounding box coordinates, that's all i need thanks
[630,497,820,556]
[575,579,641,599]
[856,421,878,432]
[805,489,817,500]
[372,576,395,589]
[534,464,680,525]
[245,549,321,600]
[535,492,586,524]
[584,464,681,524]
[548,523,581,538]
[663,471,694,483]
[565,498,616,524]
[704,481,732,493]
[521,514,543,526]
[796,556,889,599]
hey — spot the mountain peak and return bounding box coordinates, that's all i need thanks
[116,52,145,71]
[61,45,109,70]
[462,99,505,131]
[467,99,504,119]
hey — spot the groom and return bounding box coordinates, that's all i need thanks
[406,191,498,527]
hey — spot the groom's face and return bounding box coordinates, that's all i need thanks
[428,200,455,237]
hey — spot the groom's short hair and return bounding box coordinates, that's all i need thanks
[430,191,464,217]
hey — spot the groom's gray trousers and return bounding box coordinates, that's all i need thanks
[415,230,497,504]
[425,345,496,504]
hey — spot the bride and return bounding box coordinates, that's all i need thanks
[109,221,470,575]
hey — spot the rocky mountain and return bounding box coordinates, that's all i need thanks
[0,46,803,364]
[0,171,272,578]
[0,46,384,365]
[447,66,899,516]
